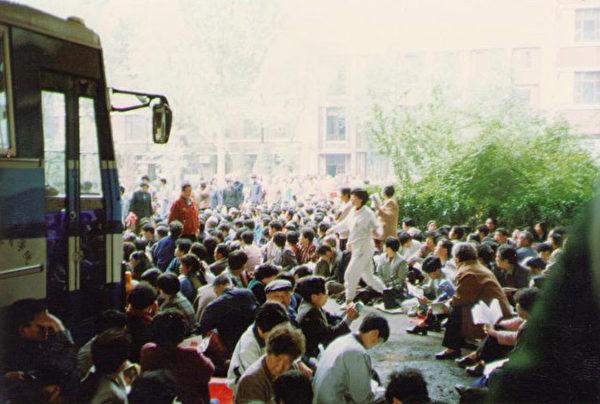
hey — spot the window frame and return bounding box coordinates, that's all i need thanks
[574,71,600,105]
[575,8,600,42]
[0,24,16,157]
[325,106,346,142]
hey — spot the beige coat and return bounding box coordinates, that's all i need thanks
[377,198,399,240]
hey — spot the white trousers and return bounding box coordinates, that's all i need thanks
[344,247,385,303]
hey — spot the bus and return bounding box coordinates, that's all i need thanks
[0,1,172,340]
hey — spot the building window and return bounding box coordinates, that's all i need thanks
[325,154,346,177]
[575,72,600,104]
[326,107,346,141]
[576,9,600,41]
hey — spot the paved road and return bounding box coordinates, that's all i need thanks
[333,303,474,403]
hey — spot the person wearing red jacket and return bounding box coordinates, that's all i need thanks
[169,183,200,241]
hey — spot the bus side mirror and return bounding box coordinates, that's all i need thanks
[152,101,172,144]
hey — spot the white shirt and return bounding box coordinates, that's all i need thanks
[227,324,264,392]
[336,201,354,239]
[330,205,381,251]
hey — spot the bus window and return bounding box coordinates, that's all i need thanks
[42,91,66,197]
[0,25,14,154]
[79,97,102,195]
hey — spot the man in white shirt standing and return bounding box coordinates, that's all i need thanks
[328,188,386,306]
[334,187,353,251]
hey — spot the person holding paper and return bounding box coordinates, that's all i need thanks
[406,256,455,336]
[458,287,539,377]
[435,243,511,360]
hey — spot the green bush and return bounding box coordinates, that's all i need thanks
[368,86,600,229]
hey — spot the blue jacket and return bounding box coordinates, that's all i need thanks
[152,236,177,271]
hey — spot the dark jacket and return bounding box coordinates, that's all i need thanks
[296,302,351,358]
[129,190,153,220]
[197,288,258,355]
[208,259,228,277]
[152,236,177,271]
[493,264,530,289]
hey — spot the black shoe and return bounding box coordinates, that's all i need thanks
[466,362,485,377]
[406,325,428,336]
[456,355,478,368]
[435,349,461,360]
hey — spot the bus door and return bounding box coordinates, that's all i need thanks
[41,72,106,332]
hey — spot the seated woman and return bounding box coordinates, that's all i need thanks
[140,310,215,403]
[178,253,208,304]
[406,255,455,335]
[79,328,130,403]
[295,276,359,360]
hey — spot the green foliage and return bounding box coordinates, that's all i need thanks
[368,86,600,228]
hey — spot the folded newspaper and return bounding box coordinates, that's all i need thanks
[471,299,503,325]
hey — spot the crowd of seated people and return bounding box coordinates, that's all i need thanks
[1,176,575,403]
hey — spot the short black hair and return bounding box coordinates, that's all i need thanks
[140,268,162,287]
[316,244,332,256]
[340,187,351,197]
[241,231,254,245]
[212,273,233,287]
[350,188,369,206]
[228,250,248,271]
[452,242,478,262]
[383,185,395,197]
[525,257,547,271]
[255,302,289,333]
[266,324,305,359]
[190,243,208,261]
[273,232,287,248]
[180,253,202,273]
[318,222,330,233]
[156,225,169,238]
[273,370,314,404]
[295,276,326,302]
[255,263,281,282]
[134,238,148,252]
[91,328,130,374]
[215,243,230,258]
[301,228,315,242]
[142,223,155,233]
[359,313,390,342]
[437,239,454,258]
[157,272,180,295]
[385,236,400,252]
[94,309,127,335]
[270,221,283,231]
[175,238,192,254]
[286,231,300,245]
[169,221,183,238]
[477,224,490,236]
[477,243,495,263]
[397,231,412,245]
[497,245,518,265]
[450,226,464,240]
[385,368,429,403]
[495,227,510,237]
[549,232,564,248]
[421,256,442,273]
[402,217,416,227]
[128,283,158,310]
[150,309,188,346]
[8,299,46,333]
[293,265,312,279]
[515,287,539,312]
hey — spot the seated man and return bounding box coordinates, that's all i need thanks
[227,302,289,392]
[298,228,318,264]
[3,299,78,400]
[235,324,306,404]
[247,263,280,305]
[313,313,390,404]
[265,279,298,321]
[197,274,258,374]
[295,276,358,359]
[314,244,335,278]
[435,243,512,360]
[385,368,433,404]
[272,232,298,271]
[208,243,229,276]
[223,250,249,288]
[156,272,196,329]
[406,256,455,335]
